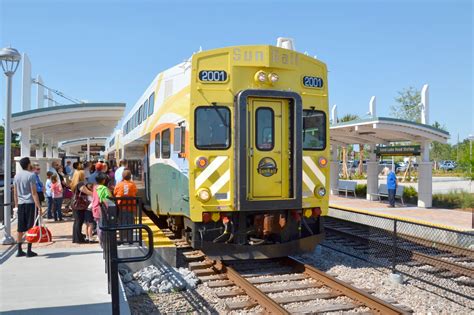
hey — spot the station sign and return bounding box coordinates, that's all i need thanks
[375,145,421,156]
[81,145,105,152]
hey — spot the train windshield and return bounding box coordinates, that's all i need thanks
[195,106,231,149]
[303,110,326,150]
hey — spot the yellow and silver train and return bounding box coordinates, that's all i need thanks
[106,39,329,259]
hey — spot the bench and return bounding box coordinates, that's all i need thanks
[372,184,404,205]
[336,180,357,197]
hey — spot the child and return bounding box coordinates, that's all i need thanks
[45,171,54,219]
[91,173,111,245]
[114,170,137,243]
[51,174,63,221]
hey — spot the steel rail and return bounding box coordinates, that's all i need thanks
[325,226,474,278]
[213,260,290,315]
[284,257,409,315]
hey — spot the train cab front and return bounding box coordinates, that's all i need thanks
[186,44,329,260]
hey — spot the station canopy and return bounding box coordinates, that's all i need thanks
[11,103,125,143]
[330,116,450,146]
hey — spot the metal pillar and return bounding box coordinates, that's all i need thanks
[20,127,31,157]
[366,144,379,201]
[86,138,91,161]
[35,147,43,158]
[418,141,432,208]
[330,145,339,195]
[2,73,15,244]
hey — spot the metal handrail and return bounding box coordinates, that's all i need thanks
[101,224,154,263]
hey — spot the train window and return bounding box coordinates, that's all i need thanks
[256,107,274,151]
[143,100,149,121]
[162,129,171,158]
[195,106,230,150]
[173,127,181,152]
[180,126,186,154]
[303,110,326,150]
[138,105,144,125]
[148,92,155,116]
[154,133,161,158]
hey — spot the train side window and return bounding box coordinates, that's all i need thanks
[303,110,326,150]
[138,105,144,125]
[173,127,181,152]
[195,106,230,150]
[256,107,274,151]
[143,100,149,121]
[162,129,171,158]
[148,92,155,116]
[154,133,161,158]
[180,125,186,154]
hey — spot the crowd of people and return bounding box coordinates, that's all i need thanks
[13,157,137,257]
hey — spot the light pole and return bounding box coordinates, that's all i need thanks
[1,47,21,245]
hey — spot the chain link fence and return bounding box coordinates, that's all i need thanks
[324,208,474,304]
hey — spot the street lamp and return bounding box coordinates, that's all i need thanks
[1,47,21,245]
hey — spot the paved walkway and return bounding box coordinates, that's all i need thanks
[0,216,126,314]
[330,195,473,231]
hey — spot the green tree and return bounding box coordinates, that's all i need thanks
[338,114,364,177]
[430,121,452,166]
[390,86,421,122]
[339,114,359,123]
[0,125,20,147]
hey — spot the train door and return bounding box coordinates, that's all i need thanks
[144,144,150,203]
[248,98,290,199]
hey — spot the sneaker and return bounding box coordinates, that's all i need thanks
[26,251,38,257]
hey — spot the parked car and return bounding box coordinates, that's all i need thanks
[439,161,456,171]
[395,162,407,173]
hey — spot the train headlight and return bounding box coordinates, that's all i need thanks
[197,188,211,202]
[318,157,328,168]
[196,156,208,169]
[255,70,267,83]
[268,73,279,84]
[315,186,326,198]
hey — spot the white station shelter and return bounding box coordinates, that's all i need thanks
[10,53,125,180]
[329,85,450,208]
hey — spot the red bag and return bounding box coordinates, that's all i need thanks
[63,188,74,199]
[26,215,52,243]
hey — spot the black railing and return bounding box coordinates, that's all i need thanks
[100,197,154,315]
[325,207,474,304]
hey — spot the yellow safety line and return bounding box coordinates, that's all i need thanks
[141,215,176,247]
[329,203,472,232]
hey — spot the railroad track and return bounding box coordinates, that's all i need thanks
[156,227,411,313]
[323,217,474,285]
[174,248,412,314]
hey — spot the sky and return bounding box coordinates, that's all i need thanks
[0,0,472,143]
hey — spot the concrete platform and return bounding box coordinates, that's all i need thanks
[330,195,473,231]
[0,217,130,315]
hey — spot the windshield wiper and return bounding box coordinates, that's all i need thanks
[211,102,229,128]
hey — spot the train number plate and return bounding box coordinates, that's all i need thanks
[302,76,324,88]
[199,70,228,82]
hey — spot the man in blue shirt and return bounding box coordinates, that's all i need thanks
[387,169,397,207]
[32,163,45,204]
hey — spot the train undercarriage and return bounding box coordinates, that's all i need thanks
[162,209,324,260]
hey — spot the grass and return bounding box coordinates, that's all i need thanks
[432,191,474,209]
[402,186,418,204]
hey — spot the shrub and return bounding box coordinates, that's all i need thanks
[433,191,474,209]
[355,184,367,197]
[402,186,418,204]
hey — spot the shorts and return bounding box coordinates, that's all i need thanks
[84,210,94,223]
[17,203,36,232]
[37,191,45,203]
